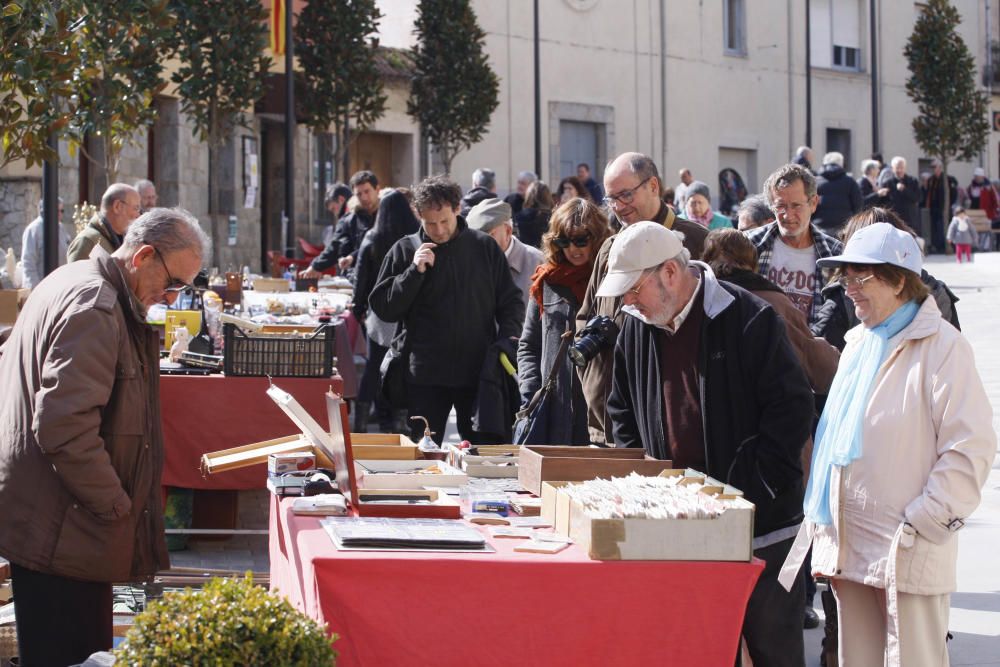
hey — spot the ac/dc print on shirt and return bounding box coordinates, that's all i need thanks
[766,238,817,319]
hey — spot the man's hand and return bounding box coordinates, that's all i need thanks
[412,243,437,273]
[897,182,906,191]
[298,265,322,279]
[338,255,354,271]
[878,187,890,197]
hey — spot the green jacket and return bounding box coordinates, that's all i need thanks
[67,217,120,262]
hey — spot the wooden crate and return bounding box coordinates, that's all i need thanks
[446,444,520,477]
[200,433,334,476]
[517,446,673,495]
[350,432,420,460]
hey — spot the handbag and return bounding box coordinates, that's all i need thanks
[512,330,573,445]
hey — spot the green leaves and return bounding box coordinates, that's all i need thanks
[407,0,499,173]
[904,0,989,165]
[114,573,339,665]
[295,0,387,167]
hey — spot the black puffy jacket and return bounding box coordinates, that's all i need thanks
[814,164,862,235]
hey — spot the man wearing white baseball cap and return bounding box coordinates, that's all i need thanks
[604,221,814,667]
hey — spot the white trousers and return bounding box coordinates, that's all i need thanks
[832,578,950,667]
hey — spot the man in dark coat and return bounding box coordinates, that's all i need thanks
[603,221,813,667]
[370,175,525,444]
[0,208,209,666]
[877,156,921,232]
[301,170,379,278]
[813,152,862,235]
[576,163,604,203]
[460,167,497,217]
[923,158,959,253]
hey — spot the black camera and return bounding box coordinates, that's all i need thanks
[568,316,620,368]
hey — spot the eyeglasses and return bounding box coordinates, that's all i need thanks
[603,177,652,208]
[553,235,592,249]
[153,246,193,293]
[837,273,877,290]
[770,199,812,215]
[627,268,657,297]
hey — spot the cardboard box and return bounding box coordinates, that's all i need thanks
[267,452,316,474]
[350,433,420,460]
[542,472,755,561]
[446,444,520,477]
[0,288,29,324]
[517,446,673,495]
[252,276,290,292]
[354,459,468,489]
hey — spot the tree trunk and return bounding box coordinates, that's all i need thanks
[207,139,223,267]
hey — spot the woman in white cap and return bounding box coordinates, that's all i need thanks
[780,222,996,665]
[967,167,989,209]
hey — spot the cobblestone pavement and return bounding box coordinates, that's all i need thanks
[167,252,1000,666]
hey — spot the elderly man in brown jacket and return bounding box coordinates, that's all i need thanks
[576,152,708,445]
[0,207,208,666]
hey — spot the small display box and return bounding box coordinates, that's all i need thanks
[350,433,420,460]
[541,470,754,562]
[517,446,673,496]
[446,444,520,478]
[353,459,468,490]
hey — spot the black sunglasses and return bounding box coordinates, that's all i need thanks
[553,235,592,249]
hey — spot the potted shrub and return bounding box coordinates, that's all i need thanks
[113,573,337,665]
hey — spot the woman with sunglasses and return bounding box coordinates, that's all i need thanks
[516,198,610,444]
[780,221,995,666]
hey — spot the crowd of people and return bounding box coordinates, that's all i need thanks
[318,150,995,667]
[0,143,996,666]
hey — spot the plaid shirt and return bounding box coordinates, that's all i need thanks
[745,222,844,326]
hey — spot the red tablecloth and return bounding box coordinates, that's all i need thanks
[161,375,343,489]
[269,496,764,667]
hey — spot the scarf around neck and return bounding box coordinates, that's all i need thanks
[529,261,592,314]
[803,299,920,525]
[685,203,714,228]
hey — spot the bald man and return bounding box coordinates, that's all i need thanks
[67,183,141,262]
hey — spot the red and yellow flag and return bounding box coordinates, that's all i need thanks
[270,0,285,55]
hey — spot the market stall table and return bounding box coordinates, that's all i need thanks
[269,496,764,667]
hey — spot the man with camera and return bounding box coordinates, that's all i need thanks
[575,152,708,446]
[369,175,524,445]
[602,222,813,667]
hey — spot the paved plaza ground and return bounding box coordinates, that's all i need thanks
[170,251,1000,666]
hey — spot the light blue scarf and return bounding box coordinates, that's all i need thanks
[804,300,920,525]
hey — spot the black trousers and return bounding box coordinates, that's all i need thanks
[358,338,392,427]
[405,384,494,445]
[741,536,806,667]
[10,562,112,667]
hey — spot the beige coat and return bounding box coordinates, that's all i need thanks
[809,296,996,595]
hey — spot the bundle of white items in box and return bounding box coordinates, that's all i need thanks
[561,473,736,520]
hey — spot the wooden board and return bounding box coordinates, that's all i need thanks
[200,434,334,476]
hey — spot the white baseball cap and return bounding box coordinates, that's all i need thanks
[816,222,922,275]
[596,221,684,297]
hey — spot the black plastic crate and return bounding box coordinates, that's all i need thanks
[222,322,335,377]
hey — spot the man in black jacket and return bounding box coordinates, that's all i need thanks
[878,156,921,232]
[369,175,525,444]
[301,170,379,278]
[603,222,813,667]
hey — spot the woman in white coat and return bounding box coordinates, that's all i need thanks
[780,221,996,666]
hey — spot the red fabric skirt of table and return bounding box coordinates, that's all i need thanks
[269,496,764,667]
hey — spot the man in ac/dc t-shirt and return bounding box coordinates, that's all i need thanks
[746,163,843,327]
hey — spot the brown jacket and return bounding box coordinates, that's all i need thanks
[0,247,168,582]
[576,204,708,444]
[67,217,120,262]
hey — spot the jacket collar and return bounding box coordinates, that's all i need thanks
[507,236,527,273]
[843,295,942,346]
[96,215,123,248]
[91,246,148,324]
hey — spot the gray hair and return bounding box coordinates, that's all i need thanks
[762,163,817,208]
[134,179,155,194]
[822,151,844,167]
[472,168,496,190]
[794,146,812,160]
[122,207,211,260]
[665,246,691,271]
[619,153,659,185]
[736,194,774,226]
[860,159,880,177]
[37,196,64,214]
[517,171,537,183]
[101,183,138,212]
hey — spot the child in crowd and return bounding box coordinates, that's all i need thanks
[947,206,976,263]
